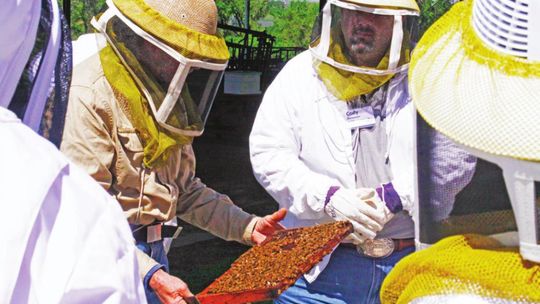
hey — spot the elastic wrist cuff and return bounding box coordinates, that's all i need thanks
[324,186,340,208]
[376,182,403,213]
[144,264,166,290]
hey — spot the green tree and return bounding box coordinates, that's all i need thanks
[215,0,318,48]
[65,0,319,48]
[216,0,270,30]
[266,1,318,47]
[60,0,106,39]
[418,0,454,37]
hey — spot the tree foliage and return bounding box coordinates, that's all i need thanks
[418,0,454,37]
[216,0,270,29]
[65,0,319,47]
[266,1,319,47]
[64,0,455,46]
[216,0,319,48]
[61,0,106,39]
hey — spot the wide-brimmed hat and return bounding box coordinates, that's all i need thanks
[344,0,419,11]
[92,0,230,167]
[410,0,540,264]
[409,0,540,162]
[145,0,218,35]
[111,0,228,62]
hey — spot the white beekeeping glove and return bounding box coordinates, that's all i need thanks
[324,187,386,244]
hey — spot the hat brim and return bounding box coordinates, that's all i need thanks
[409,1,540,162]
[112,0,229,63]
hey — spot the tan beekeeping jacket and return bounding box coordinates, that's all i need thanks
[61,52,257,277]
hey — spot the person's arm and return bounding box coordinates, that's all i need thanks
[380,89,416,215]
[61,84,164,287]
[59,163,148,303]
[174,144,286,245]
[382,114,476,220]
[249,67,384,242]
[427,129,477,221]
[249,69,340,220]
[369,105,478,226]
[61,84,115,190]
[2,110,146,303]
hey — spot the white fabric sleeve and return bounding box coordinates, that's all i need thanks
[387,99,416,213]
[249,69,339,220]
[428,130,477,221]
[50,164,146,303]
[1,115,145,303]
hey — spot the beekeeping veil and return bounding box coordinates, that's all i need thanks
[310,0,419,101]
[411,0,540,263]
[93,0,228,138]
[0,0,72,147]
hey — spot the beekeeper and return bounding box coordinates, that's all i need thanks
[250,0,420,302]
[1,0,145,302]
[381,0,540,302]
[60,0,286,303]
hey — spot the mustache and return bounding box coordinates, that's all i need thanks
[350,25,375,39]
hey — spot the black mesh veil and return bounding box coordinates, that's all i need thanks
[416,113,540,246]
[9,0,72,147]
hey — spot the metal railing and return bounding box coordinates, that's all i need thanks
[218,23,275,73]
[218,24,307,90]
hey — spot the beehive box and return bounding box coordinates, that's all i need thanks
[195,221,353,304]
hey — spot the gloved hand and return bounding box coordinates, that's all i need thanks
[374,182,404,226]
[356,187,393,227]
[324,187,385,244]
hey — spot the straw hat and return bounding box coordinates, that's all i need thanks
[110,0,229,62]
[409,0,540,161]
[343,0,419,11]
[145,0,218,35]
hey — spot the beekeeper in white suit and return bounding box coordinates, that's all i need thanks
[381,0,540,302]
[60,0,287,303]
[0,0,145,302]
[250,0,420,302]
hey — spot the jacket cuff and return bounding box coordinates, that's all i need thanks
[135,247,161,280]
[306,179,340,213]
[242,216,259,246]
[324,186,340,208]
[144,264,166,291]
[376,182,403,214]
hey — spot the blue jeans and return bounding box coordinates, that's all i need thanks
[275,245,414,304]
[136,240,169,304]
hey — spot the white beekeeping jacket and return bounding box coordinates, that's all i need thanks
[0,108,146,303]
[250,50,416,281]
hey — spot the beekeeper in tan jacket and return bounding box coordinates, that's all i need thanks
[61,0,286,303]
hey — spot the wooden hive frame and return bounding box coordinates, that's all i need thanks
[194,221,353,304]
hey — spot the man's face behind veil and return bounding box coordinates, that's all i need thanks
[140,40,179,90]
[340,9,394,66]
